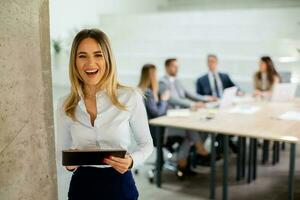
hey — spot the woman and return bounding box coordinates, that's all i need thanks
[253,56,281,163]
[138,64,170,121]
[254,56,281,97]
[57,29,153,200]
[138,64,209,177]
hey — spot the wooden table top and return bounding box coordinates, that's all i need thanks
[149,99,300,143]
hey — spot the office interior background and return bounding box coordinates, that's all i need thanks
[50,0,300,199]
[0,0,300,200]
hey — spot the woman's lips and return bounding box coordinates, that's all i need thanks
[85,69,99,78]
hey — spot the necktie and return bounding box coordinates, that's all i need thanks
[213,73,220,98]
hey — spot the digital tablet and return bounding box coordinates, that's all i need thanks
[62,149,127,166]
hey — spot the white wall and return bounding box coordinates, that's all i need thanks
[98,8,300,93]
[50,6,300,94]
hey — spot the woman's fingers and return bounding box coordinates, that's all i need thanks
[105,159,127,173]
[104,156,132,174]
[104,158,123,168]
[110,155,130,164]
[66,166,78,171]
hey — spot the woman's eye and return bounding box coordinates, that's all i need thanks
[78,55,86,58]
[95,54,103,57]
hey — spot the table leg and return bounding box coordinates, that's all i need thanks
[282,142,286,151]
[241,137,246,178]
[262,140,269,164]
[277,142,280,163]
[223,135,229,200]
[236,137,242,181]
[288,143,296,200]
[253,139,257,180]
[247,138,253,183]
[155,126,163,188]
[210,133,216,200]
[273,141,280,164]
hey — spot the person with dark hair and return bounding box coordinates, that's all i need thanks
[254,56,281,97]
[159,58,215,175]
[254,56,281,163]
[161,58,215,108]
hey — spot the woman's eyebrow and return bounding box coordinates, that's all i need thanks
[77,51,87,55]
[94,51,102,54]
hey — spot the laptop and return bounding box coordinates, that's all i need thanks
[219,86,238,108]
[205,86,238,109]
[271,83,297,102]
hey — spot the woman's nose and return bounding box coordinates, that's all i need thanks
[86,57,95,66]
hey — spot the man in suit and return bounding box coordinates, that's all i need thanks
[160,58,215,109]
[196,54,239,154]
[159,58,215,175]
[196,54,236,98]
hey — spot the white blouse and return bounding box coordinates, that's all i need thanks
[56,87,153,168]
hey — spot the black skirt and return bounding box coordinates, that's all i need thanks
[68,166,139,200]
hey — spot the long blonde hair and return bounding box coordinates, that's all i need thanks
[64,28,127,120]
[138,64,158,92]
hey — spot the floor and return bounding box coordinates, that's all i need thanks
[134,145,300,200]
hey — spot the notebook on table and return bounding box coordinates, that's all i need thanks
[62,149,127,166]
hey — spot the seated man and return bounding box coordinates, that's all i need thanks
[159,58,215,176]
[196,54,239,154]
[196,54,237,98]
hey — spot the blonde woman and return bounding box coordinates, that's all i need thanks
[57,29,153,200]
[138,64,170,120]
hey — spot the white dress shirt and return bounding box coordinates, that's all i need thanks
[208,71,224,97]
[56,87,153,168]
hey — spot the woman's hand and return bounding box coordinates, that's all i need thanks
[253,90,262,97]
[161,90,170,101]
[66,166,78,172]
[104,155,133,174]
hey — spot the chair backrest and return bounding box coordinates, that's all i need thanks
[278,71,292,83]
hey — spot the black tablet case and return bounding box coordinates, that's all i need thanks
[62,149,127,166]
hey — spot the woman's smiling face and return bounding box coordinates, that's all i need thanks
[76,37,106,86]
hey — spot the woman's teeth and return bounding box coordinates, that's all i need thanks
[85,69,99,75]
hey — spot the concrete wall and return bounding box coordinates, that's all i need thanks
[0,0,58,199]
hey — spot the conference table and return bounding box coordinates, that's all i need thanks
[149,98,300,200]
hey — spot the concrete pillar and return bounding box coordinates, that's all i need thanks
[0,0,58,199]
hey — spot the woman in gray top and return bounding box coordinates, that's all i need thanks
[254,56,280,97]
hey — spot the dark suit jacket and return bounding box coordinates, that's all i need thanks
[196,72,236,96]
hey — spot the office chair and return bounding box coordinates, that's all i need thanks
[147,131,186,182]
[134,126,193,182]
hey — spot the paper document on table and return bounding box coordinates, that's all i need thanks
[167,109,191,117]
[229,105,260,114]
[278,111,300,121]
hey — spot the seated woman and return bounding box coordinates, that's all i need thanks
[138,64,209,177]
[138,64,170,120]
[254,56,281,98]
[254,56,281,163]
